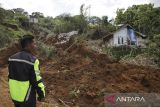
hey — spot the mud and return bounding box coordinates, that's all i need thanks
[42,44,160,107]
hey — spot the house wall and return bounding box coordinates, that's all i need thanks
[113,27,128,46]
[29,18,38,23]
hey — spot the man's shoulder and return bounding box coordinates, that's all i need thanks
[9,51,37,63]
[23,51,37,63]
[9,52,21,59]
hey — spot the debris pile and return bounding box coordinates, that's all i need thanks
[42,31,78,49]
[42,44,160,107]
[55,31,78,45]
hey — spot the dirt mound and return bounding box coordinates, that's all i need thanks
[0,44,20,66]
[42,44,160,107]
[67,44,114,63]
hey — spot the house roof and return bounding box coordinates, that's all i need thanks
[135,31,147,38]
[119,24,133,28]
[116,24,134,32]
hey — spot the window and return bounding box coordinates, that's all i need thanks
[118,37,124,44]
[121,37,124,44]
[118,37,120,44]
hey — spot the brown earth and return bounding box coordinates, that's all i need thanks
[42,44,160,107]
[0,43,20,67]
[0,43,160,107]
[0,67,14,107]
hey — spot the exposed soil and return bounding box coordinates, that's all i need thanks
[42,44,160,107]
[0,67,13,107]
[0,43,160,107]
[0,43,20,67]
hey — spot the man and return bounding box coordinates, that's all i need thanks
[8,35,45,107]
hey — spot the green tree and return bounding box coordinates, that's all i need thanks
[102,16,109,25]
[115,4,160,37]
[149,34,160,66]
[80,4,85,17]
[56,13,71,21]
[79,4,87,33]
[32,12,44,18]
[90,16,101,24]
[115,8,125,24]
[0,7,5,23]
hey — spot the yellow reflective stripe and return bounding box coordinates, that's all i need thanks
[34,59,45,96]
[35,70,40,75]
[9,79,29,102]
[37,75,42,81]
[34,59,39,71]
[34,59,41,81]
[34,59,42,81]
[38,82,45,96]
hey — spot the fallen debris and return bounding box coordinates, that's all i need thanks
[42,44,160,107]
[58,99,70,107]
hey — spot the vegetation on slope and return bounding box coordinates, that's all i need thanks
[0,3,160,65]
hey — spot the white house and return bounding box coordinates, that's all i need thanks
[103,24,147,47]
[29,15,38,23]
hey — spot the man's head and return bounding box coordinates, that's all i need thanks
[20,35,36,53]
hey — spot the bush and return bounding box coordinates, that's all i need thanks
[87,24,114,40]
[104,46,145,60]
[38,43,57,59]
[0,25,14,48]
[149,34,160,66]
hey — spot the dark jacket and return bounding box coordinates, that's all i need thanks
[8,51,45,104]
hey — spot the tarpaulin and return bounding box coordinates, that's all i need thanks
[128,29,137,42]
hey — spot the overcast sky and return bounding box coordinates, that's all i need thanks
[0,0,159,19]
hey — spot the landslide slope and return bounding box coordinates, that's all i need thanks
[42,44,160,107]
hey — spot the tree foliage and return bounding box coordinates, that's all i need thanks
[0,7,6,23]
[115,4,160,37]
[32,12,44,18]
[102,16,109,25]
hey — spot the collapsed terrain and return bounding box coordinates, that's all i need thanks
[0,40,160,107]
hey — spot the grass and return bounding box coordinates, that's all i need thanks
[103,46,147,61]
[37,42,57,59]
[0,23,32,49]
